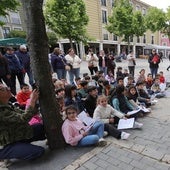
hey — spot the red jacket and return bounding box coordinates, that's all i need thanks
[16,90,32,106]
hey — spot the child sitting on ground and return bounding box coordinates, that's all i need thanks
[93,95,130,140]
[16,83,32,110]
[62,105,107,147]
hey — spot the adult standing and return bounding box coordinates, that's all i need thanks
[4,47,24,95]
[65,48,81,84]
[107,53,116,76]
[0,83,45,166]
[51,48,66,80]
[127,50,136,77]
[15,45,34,86]
[167,53,170,71]
[86,49,98,75]
[0,52,11,87]
[98,50,108,76]
[148,49,160,78]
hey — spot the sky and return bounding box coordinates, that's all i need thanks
[141,0,170,11]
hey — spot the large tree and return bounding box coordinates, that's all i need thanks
[106,0,146,51]
[21,0,64,149]
[44,0,89,48]
[145,7,166,33]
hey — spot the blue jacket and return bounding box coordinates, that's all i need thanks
[51,54,66,70]
[15,50,31,71]
[4,53,23,73]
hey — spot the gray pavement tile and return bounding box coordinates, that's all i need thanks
[94,159,108,168]
[82,161,98,170]
[106,157,121,166]
[117,161,134,170]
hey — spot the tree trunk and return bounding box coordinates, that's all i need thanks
[21,0,64,149]
[69,38,73,49]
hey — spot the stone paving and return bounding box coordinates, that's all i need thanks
[2,58,170,170]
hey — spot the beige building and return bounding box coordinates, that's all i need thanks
[0,0,161,57]
[0,4,26,39]
[78,0,160,57]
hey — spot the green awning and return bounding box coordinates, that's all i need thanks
[0,38,26,47]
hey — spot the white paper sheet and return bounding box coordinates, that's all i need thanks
[78,111,95,126]
[117,118,135,130]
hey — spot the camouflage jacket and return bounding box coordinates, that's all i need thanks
[0,103,37,147]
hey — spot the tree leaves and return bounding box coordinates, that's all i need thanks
[44,0,89,45]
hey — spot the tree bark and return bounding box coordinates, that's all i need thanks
[21,0,64,149]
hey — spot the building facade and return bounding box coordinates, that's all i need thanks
[0,3,26,39]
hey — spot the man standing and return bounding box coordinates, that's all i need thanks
[4,47,24,95]
[15,45,34,86]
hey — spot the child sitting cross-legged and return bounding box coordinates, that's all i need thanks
[62,105,107,147]
[93,95,131,140]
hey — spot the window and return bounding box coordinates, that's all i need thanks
[162,42,167,46]
[151,35,154,44]
[136,5,140,11]
[2,27,10,38]
[113,34,118,41]
[102,10,107,24]
[10,12,21,24]
[13,27,22,31]
[0,16,8,23]
[101,0,107,6]
[110,0,114,7]
[142,8,146,16]
[137,36,140,43]
[143,34,146,43]
[103,33,108,40]
[130,35,133,42]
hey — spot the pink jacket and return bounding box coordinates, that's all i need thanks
[62,118,87,146]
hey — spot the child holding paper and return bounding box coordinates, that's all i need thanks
[62,105,107,147]
[93,95,131,140]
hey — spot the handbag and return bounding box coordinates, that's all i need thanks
[65,65,71,71]
[133,60,136,65]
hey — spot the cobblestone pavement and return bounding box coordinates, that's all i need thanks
[64,58,170,170]
[4,58,170,170]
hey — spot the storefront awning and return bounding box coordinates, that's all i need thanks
[0,38,26,47]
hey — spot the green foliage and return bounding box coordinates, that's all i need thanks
[46,32,58,47]
[0,0,19,16]
[106,0,146,46]
[164,7,170,39]
[145,7,166,32]
[133,11,146,36]
[44,0,89,46]
[0,0,19,26]
[7,30,26,38]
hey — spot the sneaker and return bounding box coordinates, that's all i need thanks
[134,121,143,129]
[121,132,130,140]
[103,131,108,137]
[97,138,107,147]
[0,159,12,168]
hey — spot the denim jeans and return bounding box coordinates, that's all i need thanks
[68,68,80,84]
[0,124,45,160]
[150,67,158,78]
[77,121,104,147]
[56,69,66,80]
[99,66,107,76]
[25,69,34,86]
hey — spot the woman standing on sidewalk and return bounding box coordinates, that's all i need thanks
[127,50,136,77]
[86,49,98,75]
[65,48,81,84]
[148,49,160,78]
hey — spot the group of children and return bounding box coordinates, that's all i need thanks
[11,66,168,148]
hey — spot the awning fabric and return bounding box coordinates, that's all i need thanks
[0,38,26,47]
